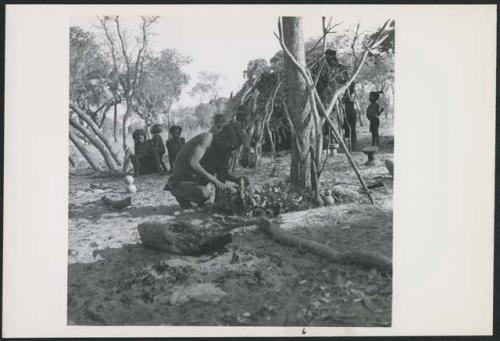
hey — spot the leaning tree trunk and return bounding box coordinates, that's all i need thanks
[70,104,121,166]
[69,130,102,171]
[113,103,118,143]
[282,16,312,189]
[70,116,120,172]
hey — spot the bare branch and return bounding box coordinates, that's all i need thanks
[351,23,360,68]
[97,16,119,76]
[323,20,392,118]
[305,20,341,56]
[113,16,131,91]
[131,16,159,96]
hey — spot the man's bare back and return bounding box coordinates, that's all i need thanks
[167,123,250,208]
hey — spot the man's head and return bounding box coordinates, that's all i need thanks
[151,124,163,135]
[169,125,182,138]
[132,129,147,144]
[349,82,356,94]
[212,122,248,152]
[325,49,341,68]
[369,91,382,102]
[212,114,228,133]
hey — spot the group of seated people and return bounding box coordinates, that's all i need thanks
[130,124,185,176]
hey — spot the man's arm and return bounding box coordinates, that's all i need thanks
[218,153,250,186]
[189,133,227,190]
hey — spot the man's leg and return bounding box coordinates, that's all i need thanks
[351,122,357,150]
[171,181,212,208]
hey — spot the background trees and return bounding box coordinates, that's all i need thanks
[189,71,224,108]
[132,49,192,132]
[69,16,394,185]
[69,17,191,173]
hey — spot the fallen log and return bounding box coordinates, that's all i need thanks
[101,196,132,210]
[258,218,392,273]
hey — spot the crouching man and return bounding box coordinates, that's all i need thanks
[165,121,251,209]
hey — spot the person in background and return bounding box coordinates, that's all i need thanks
[150,124,168,174]
[166,125,185,172]
[366,91,384,147]
[343,82,358,150]
[212,114,227,133]
[130,129,149,176]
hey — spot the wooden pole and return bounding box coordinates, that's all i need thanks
[314,90,374,204]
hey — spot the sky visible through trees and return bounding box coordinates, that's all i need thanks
[71,15,384,109]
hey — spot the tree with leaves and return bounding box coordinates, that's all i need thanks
[189,71,224,109]
[132,49,191,132]
[70,26,119,127]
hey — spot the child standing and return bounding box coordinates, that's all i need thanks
[166,125,185,172]
[131,129,148,176]
[150,124,168,174]
[366,91,384,147]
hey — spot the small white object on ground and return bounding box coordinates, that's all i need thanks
[127,184,137,193]
[124,175,134,185]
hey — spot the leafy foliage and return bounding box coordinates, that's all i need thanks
[189,71,224,103]
[70,26,114,116]
[214,181,315,218]
[133,49,192,126]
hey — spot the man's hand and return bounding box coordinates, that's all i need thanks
[214,180,229,192]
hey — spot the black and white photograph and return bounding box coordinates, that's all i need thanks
[3,3,496,338]
[67,13,395,326]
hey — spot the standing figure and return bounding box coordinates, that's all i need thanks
[130,129,149,176]
[149,124,168,174]
[166,125,185,172]
[366,91,384,147]
[342,83,358,150]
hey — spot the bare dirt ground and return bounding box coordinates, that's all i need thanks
[68,130,394,327]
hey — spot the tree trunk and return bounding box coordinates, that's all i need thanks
[70,104,121,166]
[70,116,120,172]
[69,130,102,171]
[113,103,118,143]
[282,16,311,189]
[122,106,133,151]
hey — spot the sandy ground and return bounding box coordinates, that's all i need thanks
[68,132,394,326]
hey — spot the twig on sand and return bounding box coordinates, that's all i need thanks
[101,196,132,210]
